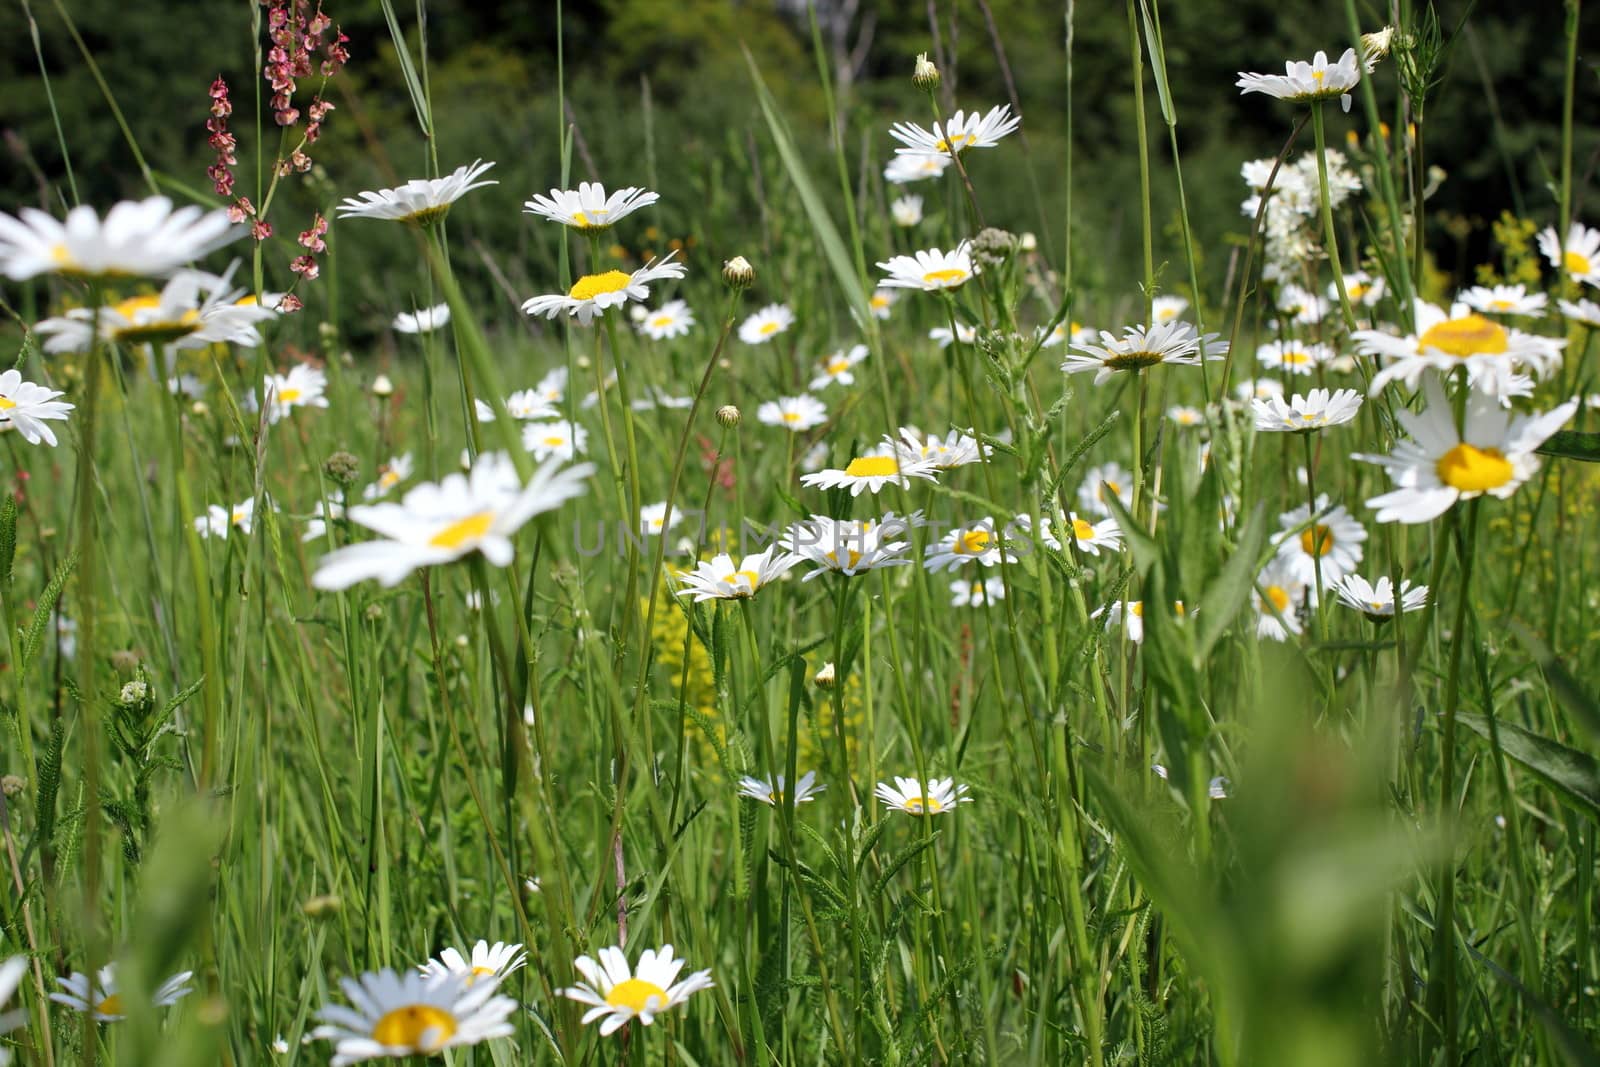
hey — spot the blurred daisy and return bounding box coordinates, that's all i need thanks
[522,420,588,461]
[51,964,193,1021]
[560,944,713,1036]
[1038,321,1093,349]
[1538,222,1600,287]
[310,453,593,589]
[1273,494,1365,589]
[884,151,952,184]
[1,955,28,1050]
[637,298,694,340]
[1334,271,1385,307]
[0,196,238,280]
[362,453,414,501]
[889,105,1020,157]
[195,498,257,539]
[1253,558,1306,641]
[950,576,1006,607]
[674,547,799,601]
[929,322,977,348]
[1277,285,1330,325]
[877,241,974,292]
[1234,377,1286,401]
[809,344,869,390]
[1558,297,1600,328]
[302,496,346,543]
[786,513,913,579]
[336,160,497,225]
[868,286,898,320]
[1062,512,1122,556]
[1063,321,1227,384]
[0,371,73,446]
[312,968,515,1065]
[639,502,684,537]
[801,453,938,496]
[523,182,658,233]
[1252,388,1363,433]
[1355,300,1564,396]
[475,388,560,422]
[924,518,1018,571]
[263,365,329,423]
[1460,284,1547,317]
[631,387,691,411]
[737,771,824,806]
[888,427,986,469]
[1358,375,1576,523]
[35,267,274,352]
[874,776,972,815]
[1167,405,1205,428]
[419,942,527,986]
[1333,573,1429,619]
[393,304,450,334]
[756,395,828,432]
[1152,295,1189,323]
[1076,462,1134,517]
[738,303,795,344]
[1092,599,1187,643]
[890,195,924,227]
[1236,48,1361,112]
[1256,339,1332,375]
[523,254,686,326]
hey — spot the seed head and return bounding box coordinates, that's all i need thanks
[323,450,361,489]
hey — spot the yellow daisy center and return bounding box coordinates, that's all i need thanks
[1349,283,1370,300]
[904,795,944,813]
[720,569,761,592]
[956,529,992,555]
[430,511,494,550]
[1300,524,1334,557]
[649,314,674,328]
[826,548,864,569]
[1130,602,1144,617]
[95,994,124,1016]
[605,977,669,1014]
[921,268,967,286]
[1097,480,1121,500]
[934,133,977,153]
[0,396,15,411]
[542,435,567,447]
[1435,443,1514,492]
[379,470,400,488]
[568,270,633,301]
[844,456,898,478]
[276,388,303,404]
[1281,349,1313,365]
[371,1004,459,1049]
[1312,69,1326,83]
[1491,299,1515,311]
[870,294,891,309]
[1566,250,1593,275]
[758,321,781,336]
[1266,585,1291,612]
[1417,314,1509,358]
[49,243,73,266]
[781,411,803,424]
[1071,518,1095,541]
[827,358,850,375]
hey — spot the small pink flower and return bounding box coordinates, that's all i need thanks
[277,293,304,314]
[251,219,274,242]
[290,255,320,280]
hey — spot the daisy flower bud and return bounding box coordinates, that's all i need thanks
[814,662,836,689]
[371,374,395,397]
[715,404,741,428]
[722,256,755,290]
[913,53,940,90]
[323,450,361,489]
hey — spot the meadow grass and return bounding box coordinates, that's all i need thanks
[1,2,1599,1066]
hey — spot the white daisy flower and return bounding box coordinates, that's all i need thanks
[1333,271,1386,307]
[262,364,329,423]
[637,298,695,340]
[867,286,898,320]
[785,513,914,579]
[736,771,825,806]
[1333,573,1429,619]
[738,303,795,344]
[1234,377,1286,401]
[0,197,239,280]
[522,254,686,326]
[1459,284,1547,317]
[874,776,972,815]
[800,453,939,496]
[1063,321,1227,384]
[1253,558,1306,641]
[1538,222,1600,287]
[1354,299,1565,397]
[560,944,713,1036]
[419,941,527,986]
[522,420,588,462]
[1558,297,1600,328]
[194,498,258,539]
[1252,388,1363,432]
[1256,339,1333,375]
[523,182,659,233]
[630,387,691,411]
[393,303,451,334]
[1167,405,1205,428]
[362,453,414,501]
[889,105,1020,157]
[1037,321,1094,349]
[876,241,975,292]
[50,963,193,1021]
[929,322,977,348]
[949,576,1007,607]
[336,160,498,225]
[1076,462,1135,517]
[884,151,952,184]
[310,453,593,590]
[890,195,924,227]
[1236,48,1361,112]
[756,394,828,432]
[1,955,29,1048]
[35,266,274,352]
[1062,512,1123,555]
[809,345,870,390]
[923,518,1018,572]
[1092,599,1188,643]
[312,967,516,1065]
[475,387,561,422]
[1276,284,1330,325]
[0,370,73,446]
[1357,375,1577,524]
[674,546,800,601]
[888,427,987,469]
[639,502,684,537]
[1151,295,1189,323]
[1272,494,1366,590]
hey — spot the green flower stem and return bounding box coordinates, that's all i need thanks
[1302,432,1330,643]
[1312,103,1359,332]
